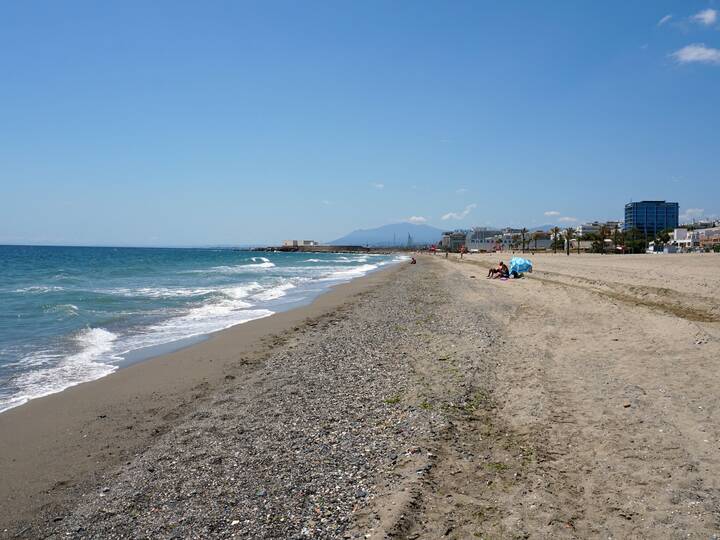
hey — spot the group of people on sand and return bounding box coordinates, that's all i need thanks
[487,260,529,279]
[487,261,510,279]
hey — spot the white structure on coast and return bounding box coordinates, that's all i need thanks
[282,240,320,247]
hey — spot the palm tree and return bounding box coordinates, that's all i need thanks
[551,226,561,254]
[532,231,539,251]
[521,227,528,253]
[613,223,621,254]
[598,225,610,254]
[565,227,575,256]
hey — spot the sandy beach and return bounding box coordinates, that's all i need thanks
[2,253,720,539]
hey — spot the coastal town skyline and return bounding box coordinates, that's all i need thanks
[2,1,719,246]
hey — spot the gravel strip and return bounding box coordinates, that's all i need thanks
[41,260,498,539]
[45,265,426,539]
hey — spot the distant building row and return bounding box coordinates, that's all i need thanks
[649,227,720,253]
[440,228,555,252]
[437,200,720,253]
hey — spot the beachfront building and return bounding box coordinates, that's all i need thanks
[576,221,622,238]
[528,232,553,250]
[623,201,679,237]
[483,229,553,252]
[465,227,503,251]
[698,227,720,250]
[575,222,602,237]
[568,239,594,252]
[440,230,469,252]
[669,228,700,251]
[282,240,320,247]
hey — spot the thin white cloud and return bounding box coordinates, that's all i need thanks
[658,14,673,26]
[544,210,561,216]
[680,208,705,221]
[456,188,468,194]
[558,216,578,223]
[371,182,385,190]
[406,216,427,224]
[321,199,332,206]
[441,203,477,221]
[671,43,720,65]
[691,8,717,26]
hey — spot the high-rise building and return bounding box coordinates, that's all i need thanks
[624,201,679,237]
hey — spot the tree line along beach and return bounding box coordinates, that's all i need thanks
[1,251,719,538]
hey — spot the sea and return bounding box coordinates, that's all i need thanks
[0,245,402,413]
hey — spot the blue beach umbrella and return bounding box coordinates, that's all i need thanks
[509,257,532,274]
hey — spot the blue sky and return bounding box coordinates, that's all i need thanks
[1,1,719,246]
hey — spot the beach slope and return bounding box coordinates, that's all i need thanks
[2,254,720,539]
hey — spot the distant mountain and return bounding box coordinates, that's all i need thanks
[531,224,560,232]
[329,222,445,247]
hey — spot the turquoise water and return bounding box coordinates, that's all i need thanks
[0,246,400,412]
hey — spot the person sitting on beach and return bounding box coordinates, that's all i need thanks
[410,257,417,265]
[488,261,509,279]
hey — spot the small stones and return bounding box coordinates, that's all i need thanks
[42,262,498,539]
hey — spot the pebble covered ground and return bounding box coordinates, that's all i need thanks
[41,259,499,539]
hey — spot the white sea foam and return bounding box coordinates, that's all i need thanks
[43,303,79,317]
[204,261,276,273]
[104,287,217,298]
[131,304,273,351]
[222,282,263,300]
[0,328,119,413]
[251,282,295,301]
[321,263,379,281]
[13,285,64,294]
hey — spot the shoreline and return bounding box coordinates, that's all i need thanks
[2,254,719,538]
[0,262,404,534]
[0,256,400,415]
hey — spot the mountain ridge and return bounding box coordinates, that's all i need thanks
[329,222,444,247]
